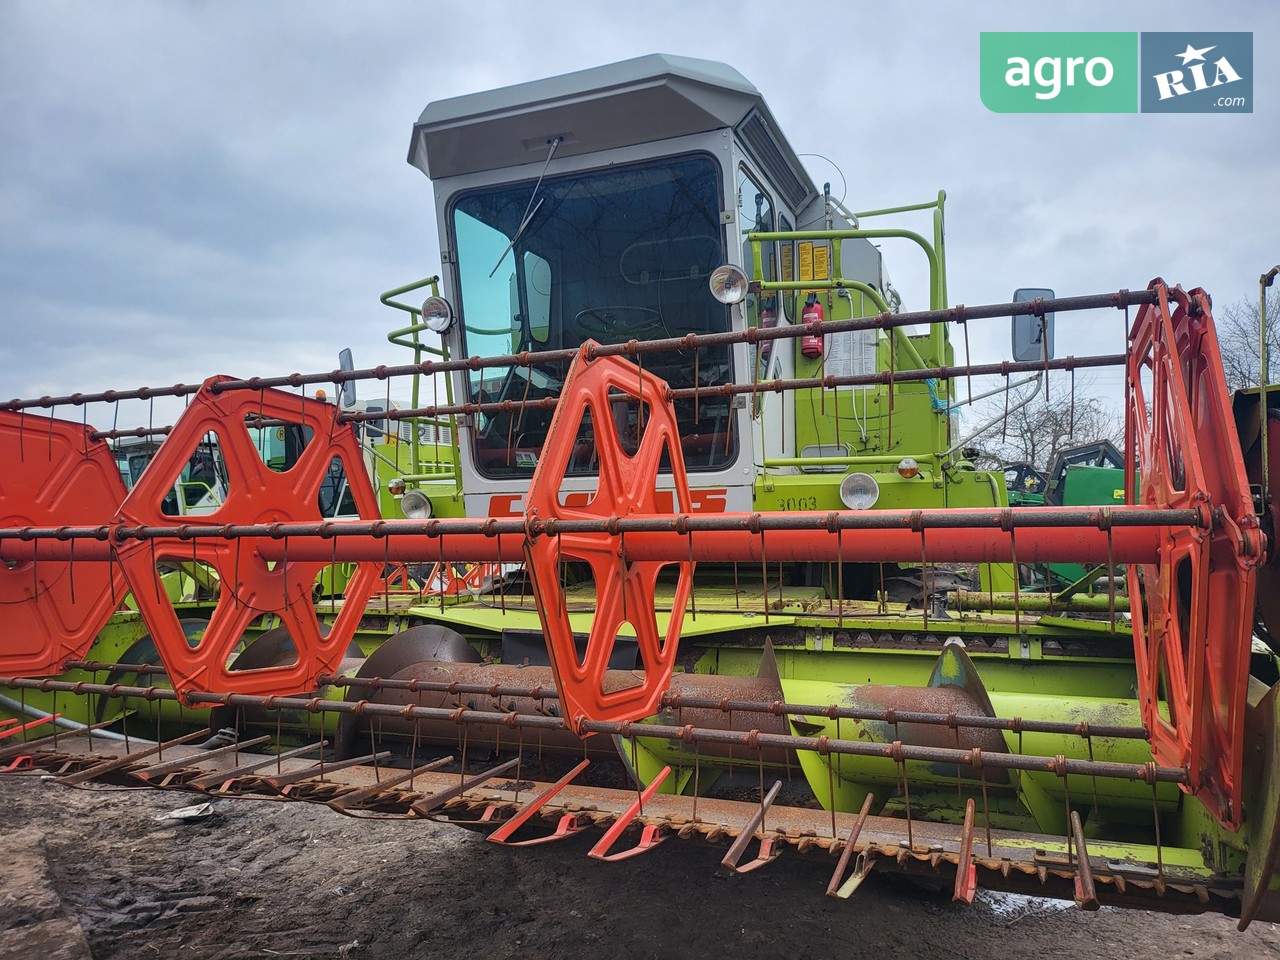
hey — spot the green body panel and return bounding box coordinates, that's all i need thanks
[1045,464,1128,585]
[1060,464,1128,507]
[1007,490,1046,506]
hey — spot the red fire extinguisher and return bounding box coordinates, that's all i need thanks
[759,297,777,359]
[801,293,824,358]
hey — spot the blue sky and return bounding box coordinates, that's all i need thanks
[2,1,1275,428]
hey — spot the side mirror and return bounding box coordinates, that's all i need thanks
[337,348,357,409]
[1011,288,1055,362]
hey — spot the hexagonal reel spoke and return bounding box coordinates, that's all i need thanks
[113,376,383,700]
[524,343,694,730]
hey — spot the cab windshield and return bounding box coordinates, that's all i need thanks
[451,154,735,478]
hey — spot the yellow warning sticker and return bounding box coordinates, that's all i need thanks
[780,244,794,282]
[798,242,814,282]
[812,245,830,280]
[1112,489,1125,500]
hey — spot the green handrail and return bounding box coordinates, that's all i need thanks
[849,189,948,309]
[378,276,461,491]
[763,454,917,468]
[747,238,929,372]
[748,198,948,377]
[381,276,440,353]
[748,227,943,312]
[847,190,949,360]
[380,276,439,311]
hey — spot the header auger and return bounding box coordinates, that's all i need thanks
[2,54,1278,928]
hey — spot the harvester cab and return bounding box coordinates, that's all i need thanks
[403,53,1010,594]
[1,54,1278,929]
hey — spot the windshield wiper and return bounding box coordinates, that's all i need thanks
[488,135,563,278]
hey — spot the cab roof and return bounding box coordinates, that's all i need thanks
[409,53,815,208]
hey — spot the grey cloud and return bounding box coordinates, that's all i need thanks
[1,0,1277,427]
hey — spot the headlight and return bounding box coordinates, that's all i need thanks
[896,457,920,479]
[839,472,880,510]
[400,489,433,520]
[708,264,749,305]
[388,478,406,496]
[421,295,456,334]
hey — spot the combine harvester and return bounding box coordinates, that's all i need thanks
[2,55,1279,925]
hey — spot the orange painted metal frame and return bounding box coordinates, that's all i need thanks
[0,412,127,674]
[1126,281,1262,827]
[522,343,695,731]
[113,377,384,700]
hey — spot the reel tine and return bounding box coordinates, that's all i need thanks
[827,792,875,899]
[262,751,394,792]
[487,758,590,846]
[587,765,670,862]
[328,754,454,813]
[1070,810,1099,910]
[58,729,213,787]
[720,779,783,874]
[411,756,521,817]
[953,798,978,904]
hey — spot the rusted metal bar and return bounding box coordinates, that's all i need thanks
[256,752,392,790]
[55,729,211,786]
[0,507,1199,568]
[46,665,1153,742]
[656,695,1148,741]
[340,397,558,424]
[827,792,877,898]
[0,526,1178,565]
[87,425,174,441]
[953,798,978,903]
[65,661,169,675]
[135,735,270,779]
[667,354,1125,403]
[409,756,521,815]
[336,355,1125,421]
[0,505,1194,543]
[327,754,454,811]
[577,720,1187,783]
[217,289,1152,396]
[0,678,1190,787]
[70,357,1124,440]
[2,383,202,413]
[1071,809,1100,909]
[1,289,1157,413]
[185,740,330,791]
[720,779,784,873]
[314,675,1149,742]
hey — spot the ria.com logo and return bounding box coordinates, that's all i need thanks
[980,32,1252,113]
[1141,33,1251,112]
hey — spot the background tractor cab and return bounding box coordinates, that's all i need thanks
[113,435,228,517]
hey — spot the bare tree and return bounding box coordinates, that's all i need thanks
[958,287,1276,472]
[1215,289,1280,392]
[964,373,1126,472]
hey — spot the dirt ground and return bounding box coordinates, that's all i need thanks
[1,776,1278,960]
